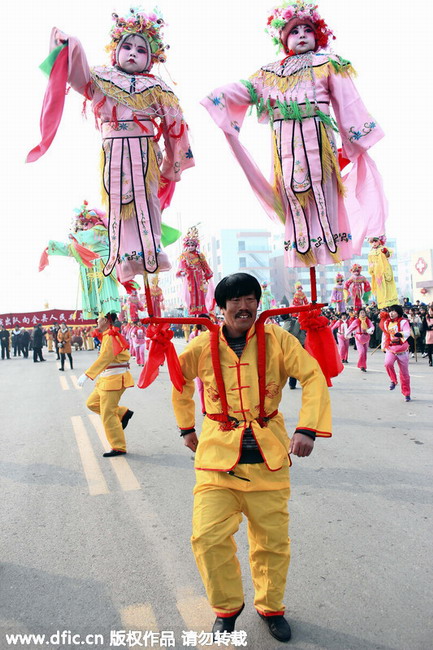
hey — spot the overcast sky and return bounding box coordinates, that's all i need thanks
[2,0,432,313]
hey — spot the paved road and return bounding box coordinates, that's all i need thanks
[0,342,432,650]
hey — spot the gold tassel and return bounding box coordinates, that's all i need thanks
[99,149,109,207]
[295,189,313,208]
[145,140,160,196]
[93,78,181,113]
[271,132,286,224]
[120,202,136,220]
[320,123,346,196]
[296,249,317,266]
[330,251,342,264]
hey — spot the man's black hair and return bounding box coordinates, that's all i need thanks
[214,273,262,309]
[388,304,404,318]
[105,312,118,324]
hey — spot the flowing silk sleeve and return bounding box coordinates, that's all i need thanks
[47,240,70,257]
[159,94,195,182]
[201,81,285,227]
[329,67,388,251]
[49,28,93,97]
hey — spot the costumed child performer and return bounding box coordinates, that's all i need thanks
[28,7,194,282]
[201,0,387,269]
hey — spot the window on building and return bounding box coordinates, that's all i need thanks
[239,257,246,268]
[238,241,245,251]
[216,240,220,249]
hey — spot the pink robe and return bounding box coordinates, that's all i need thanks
[344,274,371,310]
[43,30,194,282]
[176,251,214,315]
[201,52,387,267]
[330,283,346,313]
[150,285,165,318]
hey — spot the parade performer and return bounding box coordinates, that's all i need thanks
[344,264,371,310]
[176,227,214,315]
[57,322,73,371]
[149,274,165,317]
[28,8,194,280]
[379,305,412,401]
[201,1,387,268]
[330,272,346,314]
[172,273,331,642]
[367,236,398,308]
[422,306,433,367]
[40,202,122,319]
[78,313,134,456]
[345,307,374,372]
[260,282,275,310]
[132,325,147,366]
[126,283,145,322]
[331,312,350,363]
[291,281,309,307]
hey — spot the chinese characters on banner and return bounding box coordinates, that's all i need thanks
[0,309,94,328]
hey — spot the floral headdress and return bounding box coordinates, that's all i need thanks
[72,201,106,232]
[335,272,344,282]
[295,281,303,290]
[183,226,200,249]
[266,1,335,53]
[368,235,386,246]
[350,263,362,273]
[106,7,169,67]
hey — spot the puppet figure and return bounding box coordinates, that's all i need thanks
[291,281,309,307]
[201,0,387,268]
[344,264,371,310]
[29,8,194,281]
[126,283,145,321]
[39,202,121,319]
[367,236,398,308]
[176,227,214,315]
[149,274,165,317]
[330,272,346,314]
[261,282,275,310]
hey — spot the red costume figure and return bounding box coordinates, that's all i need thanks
[344,264,371,310]
[345,308,374,371]
[291,281,309,307]
[149,274,165,317]
[176,227,214,315]
[127,286,145,322]
[379,305,412,401]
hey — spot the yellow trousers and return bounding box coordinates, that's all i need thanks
[192,464,291,617]
[86,385,128,452]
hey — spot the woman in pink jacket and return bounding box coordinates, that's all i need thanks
[345,308,374,372]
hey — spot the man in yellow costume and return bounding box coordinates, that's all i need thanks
[78,313,134,457]
[172,273,331,642]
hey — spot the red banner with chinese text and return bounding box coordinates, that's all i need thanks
[0,309,96,329]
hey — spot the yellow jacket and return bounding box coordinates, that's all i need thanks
[172,323,331,472]
[85,330,134,391]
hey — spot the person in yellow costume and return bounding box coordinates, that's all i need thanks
[78,313,134,457]
[172,273,331,643]
[367,236,398,308]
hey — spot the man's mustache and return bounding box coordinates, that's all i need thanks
[235,311,252,318]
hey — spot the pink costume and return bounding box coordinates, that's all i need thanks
[150,277,165,317]
[346,317,374,369]
[28,13,194,282]
[127,290,145,322]
[176,229,214,316]
[330,273,346,314]
[344,266,371,310]
[331,318,350,362]
[132,326,147,366]
[201,52,386,268]
[381,316,411,398]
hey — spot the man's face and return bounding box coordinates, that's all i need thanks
[221,293,258,336]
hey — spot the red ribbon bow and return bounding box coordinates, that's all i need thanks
[106,327,129,356]
[138,323,185,392]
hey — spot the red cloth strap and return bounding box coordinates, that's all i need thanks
[106,327,129,356]
[138,323,185,392]
[298,309,343,387]
[38,248,49,272]
[26,46,69,163]
[158,175,176,210]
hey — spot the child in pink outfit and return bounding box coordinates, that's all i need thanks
[345,308,374,372]
[380,305,412,401]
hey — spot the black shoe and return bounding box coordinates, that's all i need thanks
[40,359,46,362]
[103,449,127,457]
[59,368,64,371]
[212,604,244,636]
[258,612,292,642]
[360,367,367,372]
[121,409,134,430]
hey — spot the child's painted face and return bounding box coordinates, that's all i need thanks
[117,34,150,73]
[370,238,381,249]
[286,24,316,54]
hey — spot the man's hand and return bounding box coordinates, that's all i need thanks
[289,433,314,457]
[183,432,199,452]
[77,374,89,387]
